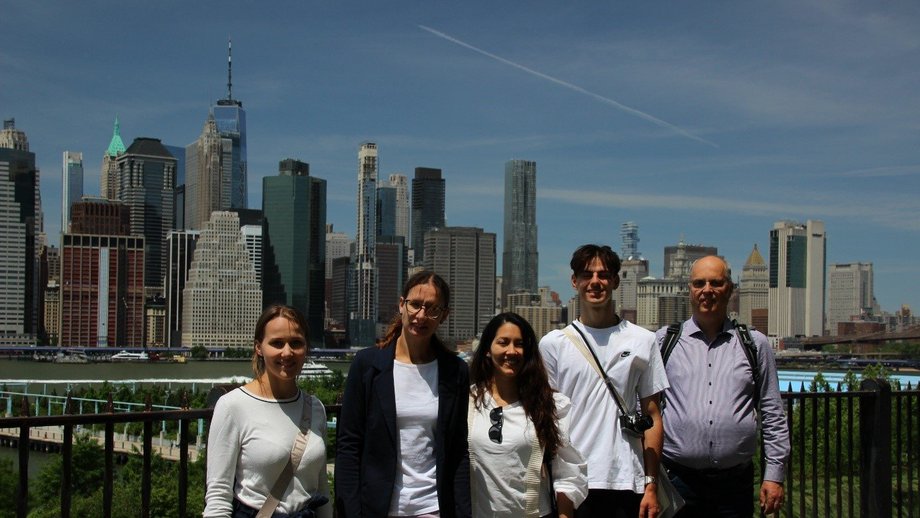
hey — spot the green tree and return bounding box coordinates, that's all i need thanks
[190,345,209,360]
[0,458,17,518]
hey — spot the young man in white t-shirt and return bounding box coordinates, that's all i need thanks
[539,244,669,518]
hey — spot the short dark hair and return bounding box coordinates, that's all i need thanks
[570,244,621,276]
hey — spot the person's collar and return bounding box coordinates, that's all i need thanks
[688,316,733,336]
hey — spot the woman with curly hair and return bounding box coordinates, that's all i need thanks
[468,312,587,518]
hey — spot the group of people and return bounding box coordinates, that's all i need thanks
[204,244,791,518]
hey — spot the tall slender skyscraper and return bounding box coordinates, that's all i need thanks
[212,40,247,209]
[62,151,83,233]
[502,159,538,307]
[616,222,648,322]
[0,120,41,345]
[166,229,199,347]
[114,138,176,293]
[185,113,233,230]
[388,174,410,242]
[621,221,640,259]
[100,117,126,200]
[768,220,826,338]
[376,183,397,239]
[352,143,378,345]
[411,167,445,264]
[262,159,327,343]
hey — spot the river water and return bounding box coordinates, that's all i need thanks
[1,359,917,392]
[0,358,352,392]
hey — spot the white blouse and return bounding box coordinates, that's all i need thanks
[469,391,588,517]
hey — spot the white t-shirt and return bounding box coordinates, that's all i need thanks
[389,359,440,516]
[469,391,588,517]
[204,387,331,518]
[539,319,669,493]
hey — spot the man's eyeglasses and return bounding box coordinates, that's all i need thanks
[404,299,445,319]
[488,406,503,444]
[690,278,728,289]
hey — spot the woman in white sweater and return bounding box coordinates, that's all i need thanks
[204,305,331,518]
[469,312,588,518]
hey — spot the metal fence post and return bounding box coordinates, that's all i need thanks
[859,378,891,518]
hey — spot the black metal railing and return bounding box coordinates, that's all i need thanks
[775,378,919,518]
[1,380,917,517]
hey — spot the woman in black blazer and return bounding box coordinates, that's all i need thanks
[335,271,471,518]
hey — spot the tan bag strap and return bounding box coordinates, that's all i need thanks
[257,393,313,518]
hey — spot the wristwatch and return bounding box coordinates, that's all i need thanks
[644,475,658,486]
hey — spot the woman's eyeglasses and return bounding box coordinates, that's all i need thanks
[489,406,503,444]
[404,299,445,319]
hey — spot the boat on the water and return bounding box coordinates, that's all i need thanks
[53,350,90,364]
[110,351,150,362]
[298,361,334,380]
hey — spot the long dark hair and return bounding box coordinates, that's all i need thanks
[376,270,451,352]
[470,312,561,455]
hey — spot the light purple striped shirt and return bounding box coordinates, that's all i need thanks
[655,318,790,483]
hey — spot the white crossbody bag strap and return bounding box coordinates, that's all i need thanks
[257,394,313,518]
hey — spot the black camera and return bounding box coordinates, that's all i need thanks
[619,413,653,436]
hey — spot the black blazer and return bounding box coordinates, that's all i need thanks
[334,340,471,518]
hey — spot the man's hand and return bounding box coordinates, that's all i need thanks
[759,480,784,514]
[639,484,659,518]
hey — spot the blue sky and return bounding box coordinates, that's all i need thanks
[2,1,918,313]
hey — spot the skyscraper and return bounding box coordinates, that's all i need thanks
[166,229,199,347]
[184,114,232,230]
[827,262,874,335]
[0,120,40,345]
[738,244,769,330]
[61,152,83,233]
[114,138,176,293]
[262,159,326,343]
[424,226,496,345]
[59,199,144,348]
[212,40,247,210]
[182,211,261,347]
[616,221,648,323]
[351,143,378,345]
[502,159,538,308]
[663,243,718,277]
[100,117,126,200]
[376,183,397,239]
[164,144,187,230]
[621,221,640,259]
[768,220,826,338]
[410,167,445,264]
[388,173,410,242]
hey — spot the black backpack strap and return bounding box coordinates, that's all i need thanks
[660,322,683,366]
[732,320,761,410]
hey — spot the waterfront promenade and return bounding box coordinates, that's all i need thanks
[0,424,201,462]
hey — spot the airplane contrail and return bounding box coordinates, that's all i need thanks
[418,25,718,148]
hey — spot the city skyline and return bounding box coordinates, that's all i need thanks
[2,2,918,313]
